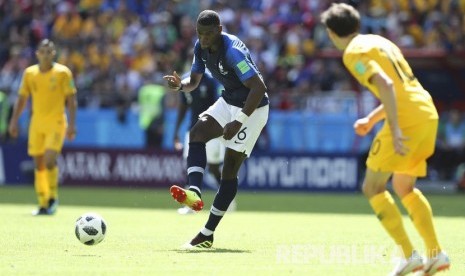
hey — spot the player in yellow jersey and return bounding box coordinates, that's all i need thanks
[8,39,77,216]
[321,4,449,276]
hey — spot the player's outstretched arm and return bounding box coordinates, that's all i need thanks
[240,75,267,116]
[370,72,408,155]
[8,95,28,138]
[353,105,386,136]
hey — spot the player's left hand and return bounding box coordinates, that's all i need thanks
[163,71,182,91]
[353,117,373,136]
[173,137,183,151]
[223,121,242,140]
[66,125,77,141]
[8,121,19,138]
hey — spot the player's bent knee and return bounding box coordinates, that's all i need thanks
[208,165,221,176]
[222,162,239,178]
[221,172,237,180]
[45,161,57,170]
[362,183,385,198]
[222,163,243,179]
[189,126,210,142]
[44,156,57,170]
[393,184,414,199]
[361,184,372,198]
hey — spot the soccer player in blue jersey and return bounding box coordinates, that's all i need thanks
[164,10,269,248]
[173,70,236,215]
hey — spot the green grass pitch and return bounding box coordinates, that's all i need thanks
[0,185,464,275]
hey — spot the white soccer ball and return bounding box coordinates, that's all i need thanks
[75,213,107,245]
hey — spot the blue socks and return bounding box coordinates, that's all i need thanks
[205,178,238,232]
[187,142,206,196]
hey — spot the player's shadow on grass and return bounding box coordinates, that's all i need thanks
[174,248,251,254]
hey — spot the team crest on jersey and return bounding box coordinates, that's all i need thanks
[354,61,367,75]
[218,60,228,75]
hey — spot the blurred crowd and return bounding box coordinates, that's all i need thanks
[430,109,465,184]
[1,0,465,111]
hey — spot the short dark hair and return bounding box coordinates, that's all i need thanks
[321,3,360,37]
[197,10,220,26]
[38,39,55,49]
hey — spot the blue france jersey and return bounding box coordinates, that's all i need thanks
[191,32,269,108]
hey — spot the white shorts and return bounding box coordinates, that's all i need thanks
[183,132,225,164]
[200,97,269,157]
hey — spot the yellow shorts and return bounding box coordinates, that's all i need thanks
[28,118,66,156]
[366,119,438,177]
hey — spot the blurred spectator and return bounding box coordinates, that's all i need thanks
[79,0,104,11]
[0,46,26,96]
[0,90,10,141]
[53,3,82,42]
[0,0,464,113]
[430,109,465,180]
[138,76,166,149]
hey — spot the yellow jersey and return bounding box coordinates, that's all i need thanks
[19,63,76,122]
[343,34,438,128]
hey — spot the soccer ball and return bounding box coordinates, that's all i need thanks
[75,213,107,245]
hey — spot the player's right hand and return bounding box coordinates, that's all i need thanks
[392,128,409,156]
[66,124,77,141]
[353,117,372,136]
[223,120,242,140]
[173,137,183,151]
[163,71,182,91]
[8,122,18,138]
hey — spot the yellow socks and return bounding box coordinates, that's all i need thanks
[369,191,414,258]
[402,189,441,258]
[369,189,442,258]
[34,170,49,208]
[48,166,59,200]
